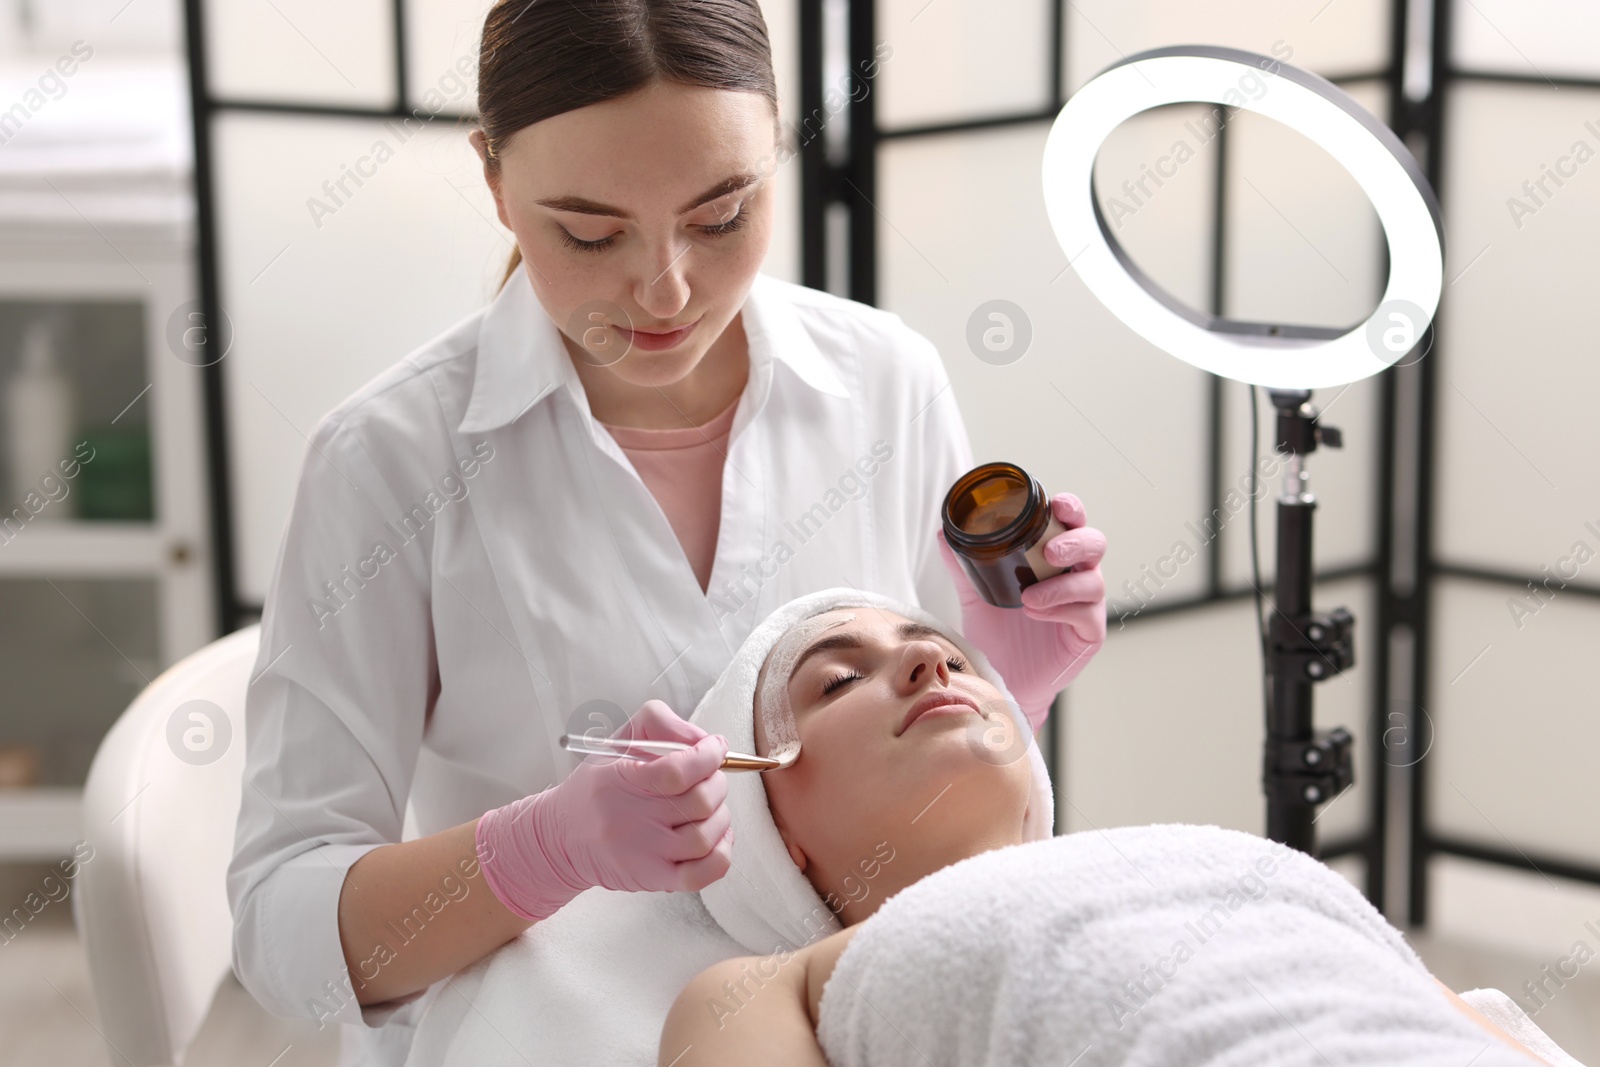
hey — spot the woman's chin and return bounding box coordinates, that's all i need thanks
[602,348,707,389]
[902,708,1028,768]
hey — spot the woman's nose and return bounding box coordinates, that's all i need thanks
[632,240,691,319]
[898,641,951,691]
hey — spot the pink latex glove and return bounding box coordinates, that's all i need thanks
[475,699,733,922]
[937,492,1108,733]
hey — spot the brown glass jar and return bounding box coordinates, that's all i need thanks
[941,462,1069,608]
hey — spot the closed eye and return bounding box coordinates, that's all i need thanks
[821,669,861,695]
[694,206,747,237]
[558,227,617,253]
[557,203,748,254]
[819,655,966,697]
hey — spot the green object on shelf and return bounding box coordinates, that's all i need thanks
[74,425,154,521]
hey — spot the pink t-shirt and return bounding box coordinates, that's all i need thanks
[598,395,739,593]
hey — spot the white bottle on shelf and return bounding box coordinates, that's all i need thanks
[5,315,77,519]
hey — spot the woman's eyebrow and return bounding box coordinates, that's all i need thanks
[677,173,760,213]
[789,621,951,680]
[534,173,760,220]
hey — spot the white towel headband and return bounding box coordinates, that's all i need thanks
[692,587,1055,954]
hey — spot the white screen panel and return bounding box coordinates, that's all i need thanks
[1453,0,1600,81]
[877,0,1052,129]
[1063,0,1391,94]
[1222,81,1388,330]
[24,0,180,56]
[1427,578,1600,867]
[1435,83,1600,573]
[1062,577,1375,841]
[1091,103,1218,315]
[879,124,1212,619]
[404,0,493,113]
[206,0,396,107]
[215,113,528,602]
[762,0,803,283]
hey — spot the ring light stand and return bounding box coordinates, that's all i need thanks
[1041,45,1445,853]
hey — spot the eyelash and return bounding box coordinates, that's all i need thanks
[820,655,968,695]
[556,206,749,253]
[558,229,615,253]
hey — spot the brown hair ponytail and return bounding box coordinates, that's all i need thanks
[477,0,780,290]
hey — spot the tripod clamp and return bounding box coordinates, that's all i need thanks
[1262,390,1358,848]
[1276,605,1355,682]
[1264,726,1355,805]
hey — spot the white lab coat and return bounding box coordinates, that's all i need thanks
[225,268,976,1066]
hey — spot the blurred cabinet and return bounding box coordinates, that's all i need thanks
[0,100,213,857]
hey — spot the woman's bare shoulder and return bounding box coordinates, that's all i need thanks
[802,925,863,1028]
[658,949,816,1067]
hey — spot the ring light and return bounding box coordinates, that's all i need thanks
[1042,45,1445,389]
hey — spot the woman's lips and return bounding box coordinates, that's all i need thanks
[615,318,699,351]
[898,691,982,735]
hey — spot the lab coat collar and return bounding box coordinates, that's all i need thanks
[741,273,851,400]
[457,269,848,435]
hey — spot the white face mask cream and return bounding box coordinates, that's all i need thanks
[755,611,856,766]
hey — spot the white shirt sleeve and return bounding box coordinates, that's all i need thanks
[226,411,437,1028]
[903,331,977,634]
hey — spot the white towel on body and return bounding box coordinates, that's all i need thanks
[816,823,1585,1067]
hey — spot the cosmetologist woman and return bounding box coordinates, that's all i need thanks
[226,2,1109,1063]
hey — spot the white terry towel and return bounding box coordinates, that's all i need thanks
[693,586,1056,954]
[816,823,1583,1067]
[404,586,1053,1065]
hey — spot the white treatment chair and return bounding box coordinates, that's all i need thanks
[74,624,260,1066]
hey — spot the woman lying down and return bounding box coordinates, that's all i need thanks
[660,588,1584,1067]
[404,588,1585,1067]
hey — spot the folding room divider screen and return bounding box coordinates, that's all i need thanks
[184,0,1600,926]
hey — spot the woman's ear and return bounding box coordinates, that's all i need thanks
[774,819,808,872]
[468,129,512,230]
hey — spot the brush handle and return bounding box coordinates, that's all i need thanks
[558,733,781,772]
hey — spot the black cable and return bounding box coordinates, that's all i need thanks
[1249,385,1271,726]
